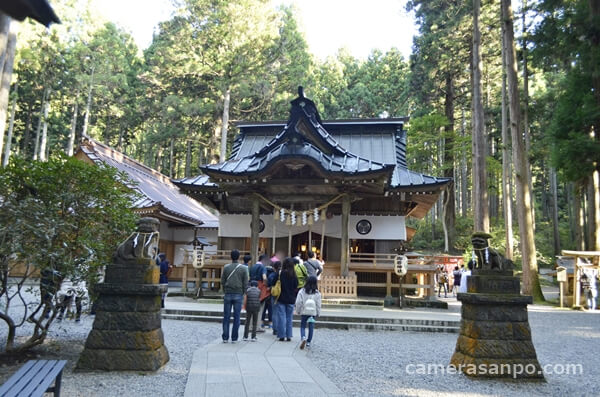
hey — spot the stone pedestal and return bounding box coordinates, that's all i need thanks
[450,270,544,379]
[77,218,169,371]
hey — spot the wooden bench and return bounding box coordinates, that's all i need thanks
[0,360,67,397]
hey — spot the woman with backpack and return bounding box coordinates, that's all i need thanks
[295,275,322,349]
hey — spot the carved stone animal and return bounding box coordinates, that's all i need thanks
[471,232,514,272]
[114,217,160,263]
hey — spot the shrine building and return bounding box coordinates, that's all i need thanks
[175,88,452,297]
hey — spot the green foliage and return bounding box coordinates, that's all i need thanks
[0,155,138,280]
[531,0,600,184]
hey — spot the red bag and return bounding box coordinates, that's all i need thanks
[258,280,270,302]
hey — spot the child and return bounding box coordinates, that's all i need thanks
[295,275,322,349]
[244,280,261,341]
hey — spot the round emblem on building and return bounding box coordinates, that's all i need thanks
[251,219,265,233]
[356,219,372,235]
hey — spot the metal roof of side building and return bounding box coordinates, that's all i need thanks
[75,137,219,228]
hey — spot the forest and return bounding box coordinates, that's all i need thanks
[0,0,599,301]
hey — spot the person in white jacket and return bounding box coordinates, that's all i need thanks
[458,260,474,294]
[295,275,322,349]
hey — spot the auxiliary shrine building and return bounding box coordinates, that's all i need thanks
[176,89,451,297]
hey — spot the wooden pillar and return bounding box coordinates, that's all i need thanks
[288,228,292,256]
[386,271,392,297]
[308,226,312,252]
[341,195,350,276]
[251,197,260,264]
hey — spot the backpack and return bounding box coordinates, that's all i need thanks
[295,263,308,287]
[302,294,317,316]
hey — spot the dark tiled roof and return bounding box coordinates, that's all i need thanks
[76,138,219,228]
[177,91,450,191]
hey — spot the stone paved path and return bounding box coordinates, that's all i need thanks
[184,328,343,397]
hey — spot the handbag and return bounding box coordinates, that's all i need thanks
[271,272,281,298]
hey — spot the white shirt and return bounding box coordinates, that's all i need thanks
[458,270,471,293]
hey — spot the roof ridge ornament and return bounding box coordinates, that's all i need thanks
[298,86,305,98]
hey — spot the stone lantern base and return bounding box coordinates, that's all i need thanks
[450,271,544,379]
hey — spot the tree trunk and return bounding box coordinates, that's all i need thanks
[155,146,163,173]
[472,0,489,233]
[522,0,535,231]
[443,74,456,252]
[574,183,585,250]
[33,89,48,161]
[169,137,174,178]
[461,108,468,217]
[185,139,192,177]
[39,95,50,162]
[501,26,514,260]
[21,109,31,156]
[550,167,561,254]
[2,79,17,166]
[219,87,231,162]
[502,0,543,301]
[0,13,11,75]
[567,182,575,243]
[0,21,16,164]
[82,66,95,137]
[67,93,78,156]
[589,171,600,251]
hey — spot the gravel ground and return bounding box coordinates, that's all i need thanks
[0,314,220,397]
[306,306,600,397]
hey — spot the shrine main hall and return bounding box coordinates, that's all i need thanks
[175,88,452,298]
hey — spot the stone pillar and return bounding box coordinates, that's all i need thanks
[450,270,543,379]
[340,195,350,276]
[77,217,169,371]
[251,197,260,263]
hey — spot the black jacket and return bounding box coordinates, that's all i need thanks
[277,272,298,304]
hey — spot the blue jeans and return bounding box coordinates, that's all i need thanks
[271,296,280,335]
[300,315,314,342]
[222,293,243,341]
[275,302,294,339]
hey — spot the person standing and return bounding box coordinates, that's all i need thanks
[304,251,323,278]
[158,253,172,308]
[295,275,322,349]
[459,260,474,294]
[452,266,461,297]
[294,257,308,292]
[221,249,249,343]
[583,267,598,310]
[436,266,448,298]
[276,257,298,341]
[243,281,261,341]
[250,254,269,330]
[268,261,282,336]
[261,259,274,329]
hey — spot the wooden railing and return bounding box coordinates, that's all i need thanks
[170,251,457,299]
[349,253,462,271]
[320,274,357,298]
[175,250,250,292]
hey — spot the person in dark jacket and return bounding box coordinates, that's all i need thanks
[158,253,171,308]
[275,257,298,341]
[268,261,282,336]
[243,281,261,341]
